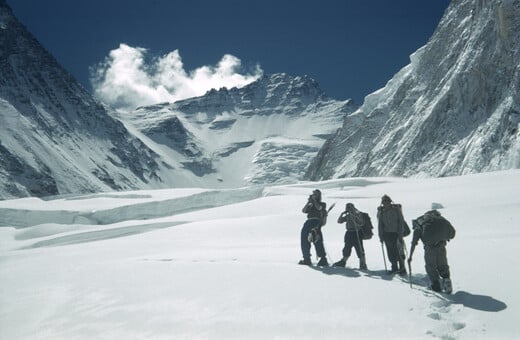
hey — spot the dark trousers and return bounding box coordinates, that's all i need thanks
[301,219,326,260]
[383,232,403,270]
[343,230,364,259]
[424,244,450,283]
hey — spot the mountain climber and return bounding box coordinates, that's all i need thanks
[408,210,456,293]
[333,203,368,270]
[299,189,329,266]
[377,194,408,274]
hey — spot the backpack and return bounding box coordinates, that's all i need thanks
[319,202,336,226]
[378,203,410,237]
[360,212,374,240]
[403,220,411,237]
[395,204,411,237]
[320,203,328,226]
[414,211,456,246]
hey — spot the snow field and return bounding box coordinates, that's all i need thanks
[0,170,519,339]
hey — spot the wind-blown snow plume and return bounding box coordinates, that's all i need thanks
[90,44,263,111]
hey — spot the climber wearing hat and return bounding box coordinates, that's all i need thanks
[298,189,329,266]
[377,195,408,274]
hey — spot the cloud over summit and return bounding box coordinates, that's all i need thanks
[90,44,263,111]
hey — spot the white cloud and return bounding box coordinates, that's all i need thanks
[90,44,263,111]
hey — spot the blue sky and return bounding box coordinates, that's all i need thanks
[9,0,450,106]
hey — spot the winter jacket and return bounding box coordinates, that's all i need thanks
[412,215,456,247]
[303,200,326,222]
[338,211,364,231]
[377,204,406,237]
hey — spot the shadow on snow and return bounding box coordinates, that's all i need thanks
[407,273,506,312]
[307,265,507,313]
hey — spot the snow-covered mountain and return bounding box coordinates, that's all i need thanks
[0,1,355,199]
[0,1,166,199]
[117,73,356,188]
[306,0,520,180]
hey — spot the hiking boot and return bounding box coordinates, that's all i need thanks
[390,263,399,274]
[359,257,367,270]
[317,257,329,267]
[298,258,312,266]
[333,259,346,267]
[430,280,442,292]
[398,260,406,272]
[442,277,453,294]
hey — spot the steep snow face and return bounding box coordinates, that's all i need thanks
[306,0,520,180]
[0,2,168,199]
[118,74,356,187]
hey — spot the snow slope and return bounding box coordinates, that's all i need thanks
[1,170,518,339]
[306,0,520,180]
[118,74,355,188]
[0,2,165,199]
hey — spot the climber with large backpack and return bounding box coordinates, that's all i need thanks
[333,202,369,270]
[377,194,410,275]
[408,209,456,294]
[299,189,330,266]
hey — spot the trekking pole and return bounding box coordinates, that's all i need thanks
[381,242,387,271]
[407,259,413,288]
[408,244,415,289]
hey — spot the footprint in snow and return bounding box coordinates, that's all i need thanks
[425,297,466,339]
[427,312,442,320]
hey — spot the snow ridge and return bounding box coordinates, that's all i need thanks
[118,73,356,188]
[0,1,164,199]
[305,0,520,180]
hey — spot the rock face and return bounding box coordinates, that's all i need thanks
[121,73,356,187]
[305,0,520,180]
[0,2,356,198]
[0,2,163,199]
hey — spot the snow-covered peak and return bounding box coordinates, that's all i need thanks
[0,0,357,199]
[0,2,165,199]
[120,74,356,187]
[168,73,330,117]
[306,0,520,180]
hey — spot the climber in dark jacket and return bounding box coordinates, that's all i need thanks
[409,210,456,293]
[299,189,329,266]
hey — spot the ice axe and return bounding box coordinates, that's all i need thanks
[407,258,413,288]
[381,242,387,272]
[408,244,416,288]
